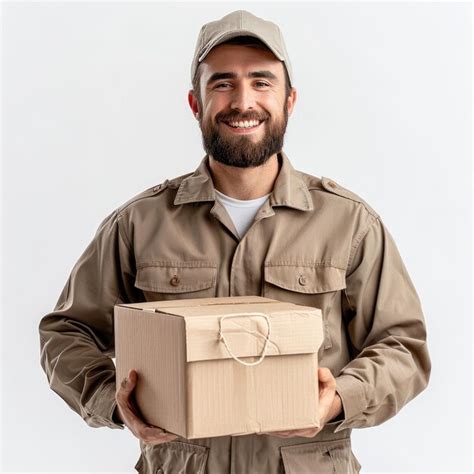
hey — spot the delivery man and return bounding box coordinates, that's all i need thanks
[39,10,431,473]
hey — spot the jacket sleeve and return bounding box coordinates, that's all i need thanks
[38,209,140,429]
[332,215,431,432]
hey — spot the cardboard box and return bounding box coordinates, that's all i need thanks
[114,296,324,439]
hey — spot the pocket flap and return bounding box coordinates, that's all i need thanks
[280,437,359,474]
[264,263,346,293]
[144,441,209,474]
[135,262,217,294]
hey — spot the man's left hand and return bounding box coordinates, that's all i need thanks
[257,367,342,438]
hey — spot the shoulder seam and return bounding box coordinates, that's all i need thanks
[320,177,379,218]
[116,212,132,253]
[116,182,170,215]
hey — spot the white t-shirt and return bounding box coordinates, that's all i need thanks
[215,188,271,238]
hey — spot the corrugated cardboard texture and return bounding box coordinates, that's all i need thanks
[115,296,323,438]
[117,295,275,311]
[114,306,187,436]
[180,303,321,362]
[187,353,319,438]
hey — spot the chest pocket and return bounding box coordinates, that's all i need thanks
[280,437,361,473]
[135,441,209,474]
[134,261,218,301]
[263,263,346,350]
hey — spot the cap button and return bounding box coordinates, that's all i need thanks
[328,180,337,188]
[298,275,307,286]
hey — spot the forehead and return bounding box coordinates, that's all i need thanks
[200,43,285,81]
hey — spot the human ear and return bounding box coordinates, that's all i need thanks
[188,90,200,119]
[287,88,297,116]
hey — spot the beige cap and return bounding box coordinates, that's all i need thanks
[190,10,293,88]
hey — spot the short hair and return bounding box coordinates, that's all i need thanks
[191,35,292,108]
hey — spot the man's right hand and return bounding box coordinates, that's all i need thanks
[115,369,178,445]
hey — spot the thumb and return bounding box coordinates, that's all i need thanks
[318,367,336,388]
[318,367,334,383]
[128,369,137,384]
[120,369,138,393]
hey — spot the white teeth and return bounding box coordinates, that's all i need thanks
[228,120,261,128]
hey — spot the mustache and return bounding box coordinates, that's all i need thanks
[216,112,268,123]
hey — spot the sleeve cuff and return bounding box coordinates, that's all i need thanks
[331,374,367,433]
[86,381,124,430]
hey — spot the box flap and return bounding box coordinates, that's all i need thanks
[116,297,324,362]
[116,295,277,311]
[176,302,323,362]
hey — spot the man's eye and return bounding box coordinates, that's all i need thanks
[215,82,270,89]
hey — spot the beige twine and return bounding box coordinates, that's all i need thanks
[217,312,273,367]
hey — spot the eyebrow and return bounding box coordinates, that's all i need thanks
[206,70,279,86]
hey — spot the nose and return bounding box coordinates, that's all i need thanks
[230,83,256,112]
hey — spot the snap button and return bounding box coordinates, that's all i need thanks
[170,275,180,286]
[327,180,337,188]
[298,275,307,286]
[153,179,169,193]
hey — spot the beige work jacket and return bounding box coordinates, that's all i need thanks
[39,151,431,474]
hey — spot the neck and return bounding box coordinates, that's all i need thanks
[208,153,280,200]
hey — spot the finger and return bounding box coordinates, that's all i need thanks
[115,389,150,433]
[318,391,337,424]
[114,371,175,443]
[139,425,177,442]
[128,390,147,421]
[258,425,321,438]
[143,433,179,446]
[264,430,293,438]
[129,417,175,443]
[293,428,320,438]
[319,386,336,410]
[141,424,178,441]
[278,428,319,437]
[118,399,148,433]
[257,430,285,436]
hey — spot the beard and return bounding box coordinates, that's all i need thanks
[198,103,288,168]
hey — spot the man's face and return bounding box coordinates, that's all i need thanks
[189,43,296,168]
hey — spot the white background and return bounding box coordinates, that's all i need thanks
[1,1,472,473]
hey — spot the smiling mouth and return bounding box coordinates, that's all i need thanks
[221,119,265,133]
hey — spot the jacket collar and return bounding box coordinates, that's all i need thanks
[173,150,313,212]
